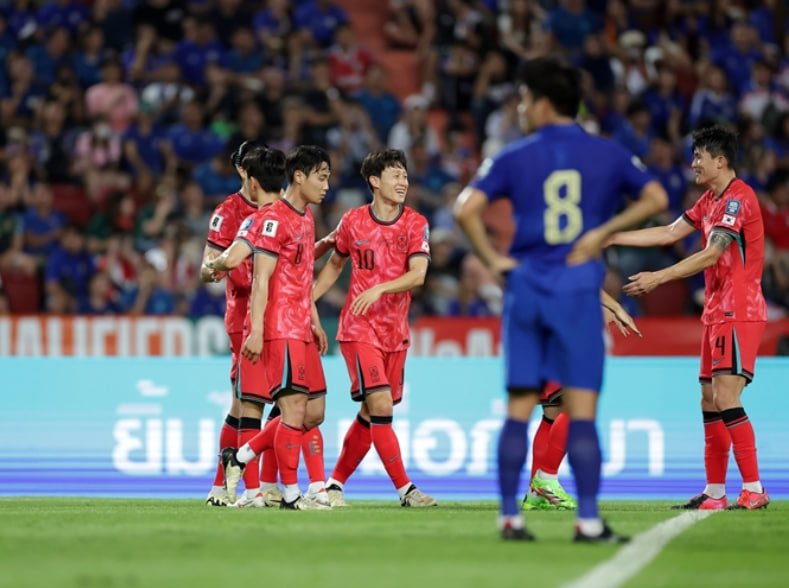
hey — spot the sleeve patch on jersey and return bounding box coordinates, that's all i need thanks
[421,240,430,253]
[475,157,493,180]
[261,219,279,237]
[209,213,224,232]
[722,214,736,226]
[725,200,741,216]
[236,216,254,237]
[423,225,430,241]
[630,155,647,171]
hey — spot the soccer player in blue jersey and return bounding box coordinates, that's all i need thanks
[454,57,668,542]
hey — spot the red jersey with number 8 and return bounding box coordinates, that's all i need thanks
[682,178,766,325]
[334,205,431,352]
[249,198,315,341]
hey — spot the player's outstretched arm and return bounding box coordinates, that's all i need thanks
[600,289,642,337]
[623,230,733,297]
[607,215,696,249]
[312,250,348,302]
[242,252,276,364]
[349,255,429,316]
[200,245,227,283]
[453,187,518,276]
[204,240,254,272]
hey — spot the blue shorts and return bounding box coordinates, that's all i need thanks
[502,285,603,392]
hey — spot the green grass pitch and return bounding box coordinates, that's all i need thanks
[1,499,787,588]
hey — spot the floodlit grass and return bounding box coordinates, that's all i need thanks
[0,499,786,588]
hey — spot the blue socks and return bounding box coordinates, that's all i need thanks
[567,419,602,519]
[498,418,529,516]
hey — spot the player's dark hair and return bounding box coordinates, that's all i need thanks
[360,149,407,194]
[242,147,286,193]
[517,57,582,118]
[231,140,261,169]
[286,145,331,182]
[692,125,738,170]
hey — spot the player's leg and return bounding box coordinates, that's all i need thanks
[712,322,769,510]
[228,400,267,508]
[303,396,330,506]
[525,401,575,511]
[258,403,283,506]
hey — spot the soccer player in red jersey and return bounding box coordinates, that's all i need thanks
[609,125,769,510]
[219,146,333,510]
[312,149,437,508]
[200,141,268,507]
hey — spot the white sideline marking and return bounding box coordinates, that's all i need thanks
[561,511,715,588]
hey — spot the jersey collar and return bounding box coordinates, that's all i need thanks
[368,203,403,225]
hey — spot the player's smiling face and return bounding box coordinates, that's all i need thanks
[303,162,331,204]
[377,164,409,204]
[691,147,720,186]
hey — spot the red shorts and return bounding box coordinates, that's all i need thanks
[699,321,765,384]
[540,380,563,406]
[265,339,327,401]
[339,341,407,405]
[229,331,243,382]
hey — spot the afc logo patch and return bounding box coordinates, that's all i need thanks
[369,365,381,383]
[396,234,408,252]
[237,216,254,237]
[209,213,224,231]
[262,219,279,237]
[297,363,306,382]
[725,200,741,216]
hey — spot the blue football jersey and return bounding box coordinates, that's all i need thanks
[472,124,653,292]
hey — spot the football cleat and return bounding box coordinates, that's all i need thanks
[727,489,770,510]
[670,493,727,511]
[400,485,438,507]
[220,447,245,503]
[260,485,283,507]
[305,487,331,508]
[228,492,266,508]
[280,495,332,511]
[205,488,230,507]
[525,477,577,510]
[499,516,535,541]
[573,522,630,544]
[326,484,349,508]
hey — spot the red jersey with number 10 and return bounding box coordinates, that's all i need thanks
[249,198,315,341]
[334,205,431,352]
[206,192,257,334]
[682,178,766,325]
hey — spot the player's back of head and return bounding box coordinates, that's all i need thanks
[691,125,738,170]
[517,58,582,119]
[360,149,407,194]
[286,145,331,183]
[243,147,286,193]
[231,140,263,169]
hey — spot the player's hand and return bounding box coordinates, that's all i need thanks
[241,332,263,364]
[311,322,328,355]
[603,305,642,338]
[202,264,226,283]
[566,228,607,266]
[622,272,662,297]
[487,254,518,282]
[350,286,383,315]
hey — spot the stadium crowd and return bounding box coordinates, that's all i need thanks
[0,0,788,321]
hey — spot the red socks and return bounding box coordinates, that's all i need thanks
[541,411,568,476]
[331,414,372,484]
[720,407,760,483]
[530,415,553,479]
[703,411,731,485]
[213,415,239,486]
[370,415,409,489]
[302,426,326,483]
[275,421,303,486]
[238,417,262,492]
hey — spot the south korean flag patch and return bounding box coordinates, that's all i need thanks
[209,213,224,232]
[722,214,736,226]
[236,216,254,237]
[725,199,741,216]
[261,219,279,237]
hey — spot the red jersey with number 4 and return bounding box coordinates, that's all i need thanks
[249,198,315,342]
[682,178,766,325]
[206,192,257,334]
[334,205,431,352]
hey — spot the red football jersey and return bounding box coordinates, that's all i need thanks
[683,178,766,325]
[334,205,431,352]
[249,198,316,342]
[206,191,257,334]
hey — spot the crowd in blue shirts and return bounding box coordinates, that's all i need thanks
[0,0,788,321]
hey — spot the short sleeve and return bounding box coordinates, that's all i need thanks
[615,150,653,197]
[470,154,511,202]
[408,215,431,260]
[206,202,234,250]
[233,214,257,252]
[333,214,351,257]
[712,195,749,235]
[252,213,284,257]
[683,195,706,229]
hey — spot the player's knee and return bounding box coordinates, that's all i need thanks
[303,412,325,430]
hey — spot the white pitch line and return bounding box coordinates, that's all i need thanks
[561,511,716,588]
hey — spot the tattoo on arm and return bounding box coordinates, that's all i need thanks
[709,231,735,252]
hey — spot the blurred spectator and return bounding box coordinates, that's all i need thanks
[209,0,254,49]
[470,51,513,146]
[577,33,616,95]
[327,98,381,183]
[1,52,46,122]
[253,0,294,68]
[178,179,211,239]
[93,0,134,53]
[36,0,89,34]
[95,231,139,295]
[328,22,375,95]
[296,58,342,147]
[85,58,139,133]
[193,150,239,204]
[72,118,130,203]
[738,58,789,129]
[76,271,122,314]
[688,63,738,129]
[762,171,789,312]
[133,0,185,44]
[174,16,226,86]
[0,182,36,274]
[767,111,789,169]
[545,0,604,57]
[293,0,349,49]
[25,25,70,88]
[352,63,402,143]
[388,94,440,165]
[122,101,171,179]
[44,223,95,313]
[710,21,763,98]
[71,26,110,89]
[408,136,455,217]
[612,100,654,160]
[134,178,178,252]
[481,90,521,158]
[165,101,225,167]
[121,253,176,315]
[46,63,86,126]
[22,182,66,259]
[640,61,685,140]
[188,279,226,318]
[446,253,501,317]
[225,26,264,77]
[647,134,689,220]
[85,191,137,254]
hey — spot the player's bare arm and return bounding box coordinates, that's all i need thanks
[624,229,733,297]
[200,245,227,283]
[600,289,641,338]
[567,180,669,265]
[453,187,518,277]
[242,252,276,364]
[310,302,328,355]
[204,240,254,272]
[312,250,348,301]
[349,255,429,316]
[605,214,696,249]
[314,227,337,259]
